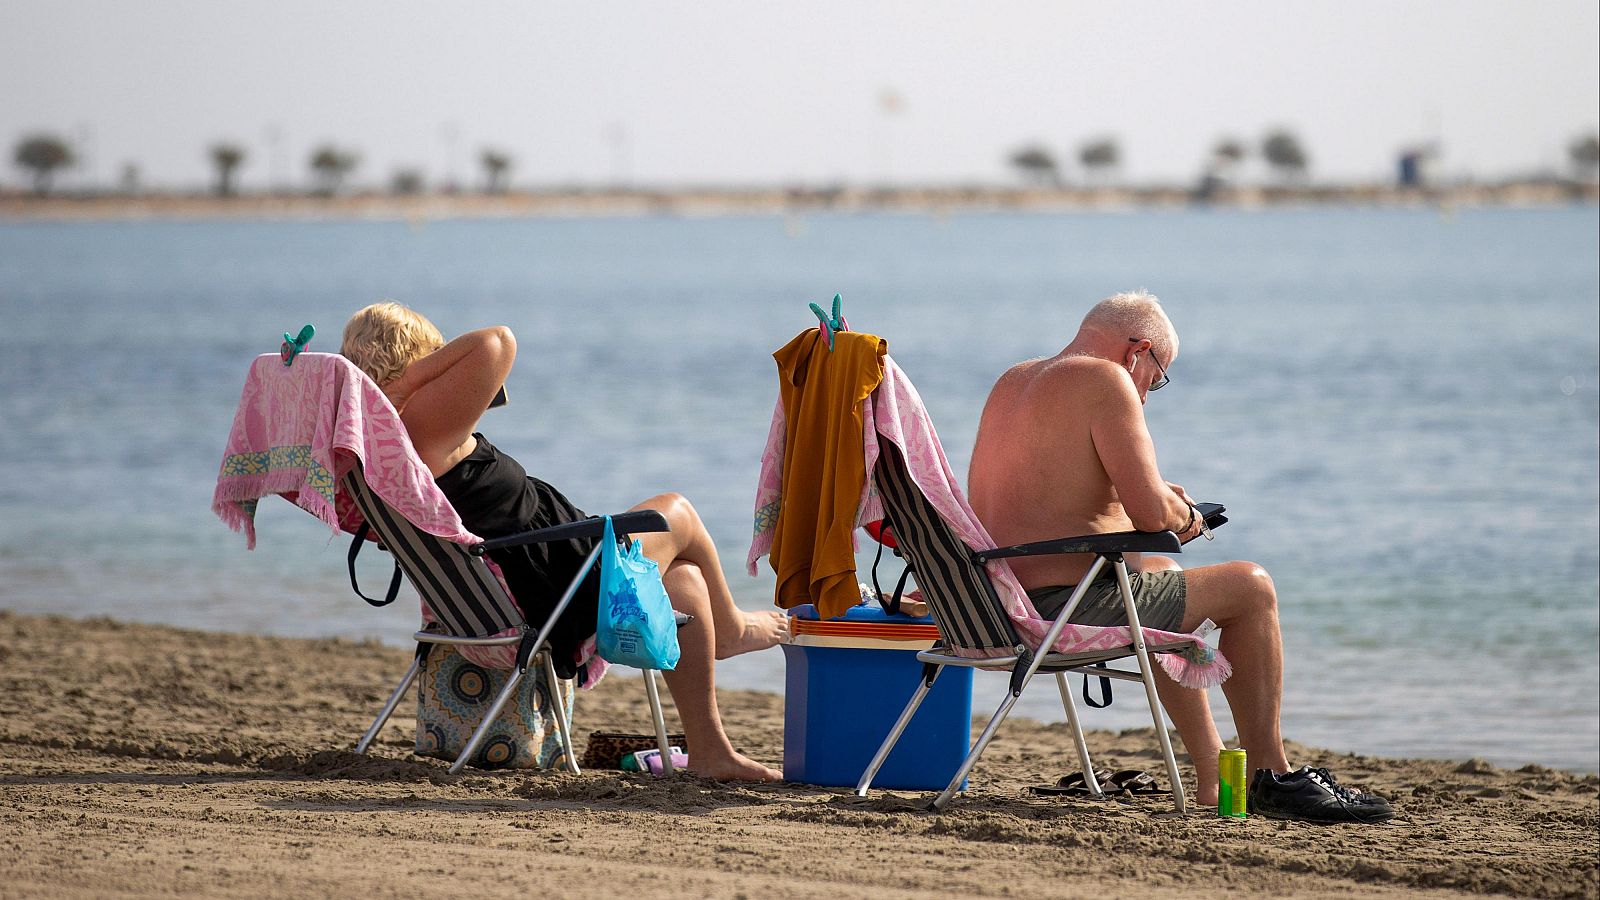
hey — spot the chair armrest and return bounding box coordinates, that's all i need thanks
[469,510,671,556]
[972,529,1181,563]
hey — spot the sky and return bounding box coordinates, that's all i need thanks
[3,0,1597,192]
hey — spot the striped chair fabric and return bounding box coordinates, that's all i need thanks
[341,467,523,639]
[871,436,1019,652]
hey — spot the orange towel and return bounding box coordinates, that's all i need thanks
[769,328,886,619]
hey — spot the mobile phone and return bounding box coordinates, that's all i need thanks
[487,385,508,409]
[1194,502,1228,531]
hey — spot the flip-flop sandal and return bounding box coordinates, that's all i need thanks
[1029,768,1114,796]
[1108,769,1168,796]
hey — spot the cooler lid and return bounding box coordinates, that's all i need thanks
[788,599,940,642]
[789,599,934,624]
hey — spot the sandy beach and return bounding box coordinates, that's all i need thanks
[0,610,1595,899]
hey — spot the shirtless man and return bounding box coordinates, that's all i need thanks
[968,290,1392,823]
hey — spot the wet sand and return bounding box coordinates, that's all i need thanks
[1,610,1595,899]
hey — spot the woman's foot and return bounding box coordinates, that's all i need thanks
[714,610,789,659]
[688,750,782,783]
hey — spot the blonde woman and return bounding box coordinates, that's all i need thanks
[342,301,786,782]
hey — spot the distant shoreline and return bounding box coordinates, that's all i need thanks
[2,180,1596,222]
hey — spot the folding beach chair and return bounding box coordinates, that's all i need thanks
[854,438,1195,813]
[344,464,680,775]
[214,350,681,776]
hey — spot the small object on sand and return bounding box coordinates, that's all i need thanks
[621,747,688,776]
[1030,769,1167,798]
[1029,768,1114,796]
[1219,749,1249,817]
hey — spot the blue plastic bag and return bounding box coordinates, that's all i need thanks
[596,516,680,670]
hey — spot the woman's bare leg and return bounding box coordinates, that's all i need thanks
[657,560,780,782]
[630,493,787,658]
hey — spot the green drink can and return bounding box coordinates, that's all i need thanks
[1218,749,1248,818]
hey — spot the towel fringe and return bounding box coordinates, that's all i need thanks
[1156,648,1233,690]
[213,468,341,550]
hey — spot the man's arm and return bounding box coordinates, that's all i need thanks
[1083,363,1199,536]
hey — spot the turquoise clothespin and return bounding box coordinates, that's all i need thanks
[281,324,315,366]
[808,294,848,350]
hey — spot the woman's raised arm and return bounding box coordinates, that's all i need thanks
[386,325,516,475]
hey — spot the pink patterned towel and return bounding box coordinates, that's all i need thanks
[750,351,1230,689]
[212,352,478,548]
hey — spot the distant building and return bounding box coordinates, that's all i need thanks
[1397,145,1438,188]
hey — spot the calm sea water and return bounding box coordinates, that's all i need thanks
[1,208,1596,772]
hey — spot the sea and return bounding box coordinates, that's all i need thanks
[1,206,1596,773]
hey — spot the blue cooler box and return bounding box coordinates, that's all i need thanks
[782,601,973,790]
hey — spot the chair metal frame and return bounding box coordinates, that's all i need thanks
[853,436,1194,812]
[343,466,677,776]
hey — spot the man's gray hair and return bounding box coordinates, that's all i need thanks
[1082,290,1176,358]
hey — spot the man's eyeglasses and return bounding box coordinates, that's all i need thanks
[1129,337,1170,391]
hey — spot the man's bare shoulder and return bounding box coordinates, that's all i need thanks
[992,354,1130,406]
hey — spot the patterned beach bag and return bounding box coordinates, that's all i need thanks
[415,645,576,770]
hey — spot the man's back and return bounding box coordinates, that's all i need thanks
[969,354,1141,589]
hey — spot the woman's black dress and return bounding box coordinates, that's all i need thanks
[435,434,600,679]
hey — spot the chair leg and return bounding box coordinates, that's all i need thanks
[855,664,940,797]
[541,651,581,775]
[1132,644,1187,814]
[1112,560,1189,815]
[1055,672,1105,799]
[642,669,675,776]
[448,662,527,776]
[931,688,1022,811]
[355,652,424,754]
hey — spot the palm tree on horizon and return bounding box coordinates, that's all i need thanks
[209,143,246,197]
[1262,129,1309,183]
[480,149,513,194]
[1211,137,1247,172]
[1569,133,1600,181]
[14,134,75,196]
[1078,137,1120,185]
[1008,144,1061,188]
[309,145,359,196]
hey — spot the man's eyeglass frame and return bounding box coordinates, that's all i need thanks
[1129,337,1169,391]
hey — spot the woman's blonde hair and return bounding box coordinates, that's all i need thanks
[340,301,445,385]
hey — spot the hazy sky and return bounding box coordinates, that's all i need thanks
[4,1,1596,191]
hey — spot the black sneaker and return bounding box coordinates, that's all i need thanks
[1247,766,1394,824]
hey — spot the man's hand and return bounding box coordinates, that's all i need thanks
[1165,483,1206,542]
[1175,487,1214,543]
[1177,504,1206,543]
